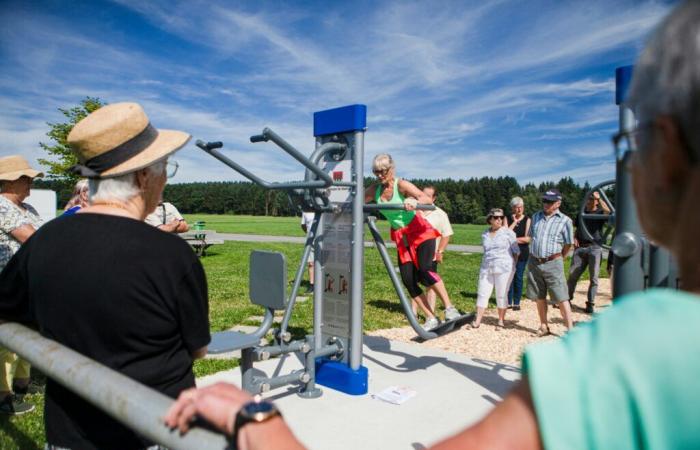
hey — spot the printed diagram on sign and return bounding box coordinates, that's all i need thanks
[323,272,349,296]
[325,273,335,293]
[322,268,352,338]
[338,275,348,296]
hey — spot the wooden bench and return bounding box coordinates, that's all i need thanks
[179,230,225,257]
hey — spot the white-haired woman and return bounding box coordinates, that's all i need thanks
[0,155,44,416]
[507,196,530,310]
[472,208,519,330]
[62,178,89,215]
[365,153,460,330]
[0,103,210,449]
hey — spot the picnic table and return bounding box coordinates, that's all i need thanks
[179,230,224,257]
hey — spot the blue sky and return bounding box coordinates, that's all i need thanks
[0,0,676,186]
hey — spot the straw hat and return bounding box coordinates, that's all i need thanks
[0,155,44,181]
[67,102,190,178]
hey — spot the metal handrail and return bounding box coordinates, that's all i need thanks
[0,322,228,450]
[195,138,345,190]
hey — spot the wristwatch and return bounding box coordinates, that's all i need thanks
[231,398,281,447]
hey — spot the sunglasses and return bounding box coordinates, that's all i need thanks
[373,168,390,176]
[542,199,556,204]
[491,216,504,220]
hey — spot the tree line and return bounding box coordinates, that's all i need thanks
[34,97,607,223]
[35,175,602,224]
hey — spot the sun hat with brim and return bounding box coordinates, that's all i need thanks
[67,102,190,179]
[0,155,44,181]
[486,208,505,221]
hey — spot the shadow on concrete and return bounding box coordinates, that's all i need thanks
[363,336,518,400]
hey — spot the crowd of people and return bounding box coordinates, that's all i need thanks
[0,2,699,448]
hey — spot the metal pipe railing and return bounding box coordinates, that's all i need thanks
[363,204,435,212]
[195,138,345,190]
[0,322,228,450]
[278,212,321,340]
[249,128,339,186]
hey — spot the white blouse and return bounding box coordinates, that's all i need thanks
[480,227,520,274]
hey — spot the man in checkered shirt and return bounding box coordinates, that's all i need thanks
[527,188,574,336]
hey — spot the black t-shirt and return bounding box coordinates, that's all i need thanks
[575,207,606,245]
[0,213,210,449]
[511,215,530,261]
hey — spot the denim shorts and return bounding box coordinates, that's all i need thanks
[526,257,569,302]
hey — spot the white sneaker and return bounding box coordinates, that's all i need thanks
[444,307,461,321]
[423,317,440,331]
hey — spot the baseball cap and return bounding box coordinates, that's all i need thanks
[541,188,562,201]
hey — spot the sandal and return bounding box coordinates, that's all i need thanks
[469,322,480,329]
[496,321,505,330]
[536,325,550,337]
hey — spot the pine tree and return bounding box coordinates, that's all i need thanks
[38,97,106,184]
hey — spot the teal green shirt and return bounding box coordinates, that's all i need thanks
[375,178,415,229]
[523,289,700,450]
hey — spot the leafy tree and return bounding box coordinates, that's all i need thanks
[38,97,106,184]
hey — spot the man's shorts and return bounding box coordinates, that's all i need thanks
[526,257,569,302]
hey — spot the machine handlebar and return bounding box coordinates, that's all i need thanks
[363,203,436,212]
[249,134,267,143]
[195,140,223,151]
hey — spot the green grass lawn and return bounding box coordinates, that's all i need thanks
[184,214,485,246]
[0,240,606,449]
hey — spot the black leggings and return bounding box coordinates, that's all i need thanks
[399,239,441,298]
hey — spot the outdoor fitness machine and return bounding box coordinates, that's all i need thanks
[196,104,471,398]
[578,66,680,298]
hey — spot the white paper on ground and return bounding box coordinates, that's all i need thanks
[371,386,417,405]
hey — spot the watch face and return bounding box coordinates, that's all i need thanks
[244,401,275,416]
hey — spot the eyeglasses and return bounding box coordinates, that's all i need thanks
[612,130,641,160]
[611,122,656,161]
[166,161,179,179]
[373,168,390,177]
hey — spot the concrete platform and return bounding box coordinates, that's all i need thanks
[199,335,520,450]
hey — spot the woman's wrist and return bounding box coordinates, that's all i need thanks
[238,416,299,450]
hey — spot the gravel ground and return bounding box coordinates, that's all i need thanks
[368,278,613,366]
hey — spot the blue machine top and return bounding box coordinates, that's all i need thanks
[313,104,367,137]
[615,65,634,105]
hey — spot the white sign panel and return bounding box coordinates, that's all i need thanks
[321,212,352,338]
[26,189,57,226]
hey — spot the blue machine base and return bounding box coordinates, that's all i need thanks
[315,359,368,395]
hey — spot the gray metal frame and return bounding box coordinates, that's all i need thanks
[197,128,357,397]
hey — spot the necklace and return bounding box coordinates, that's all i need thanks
[90,201,133,212]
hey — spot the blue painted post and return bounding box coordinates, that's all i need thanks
[312,105,369,395]
[612,66,646,297]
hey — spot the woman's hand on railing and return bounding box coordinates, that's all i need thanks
[164,382,252,435]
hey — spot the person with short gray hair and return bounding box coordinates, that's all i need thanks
[365,153,461,330]
[526,188,574,336]
[507,196,530,310]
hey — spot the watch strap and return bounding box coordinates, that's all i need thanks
[231,400,281,450]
